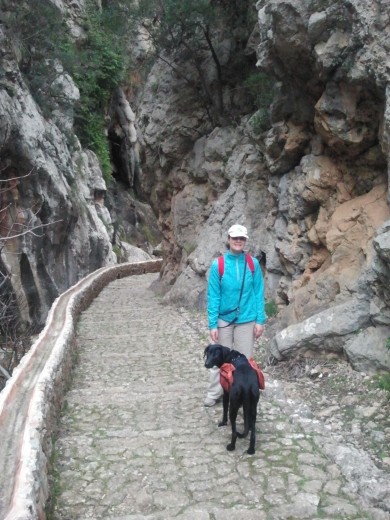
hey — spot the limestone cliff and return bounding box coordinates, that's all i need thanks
[134,0,390,372]
[0,0,160,354]
[0,0,389,375]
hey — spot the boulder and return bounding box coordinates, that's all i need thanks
[345,326,390,373]
[270,298,370,360]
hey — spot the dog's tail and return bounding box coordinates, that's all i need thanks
[236,420,250,438]
[237,385,258,439]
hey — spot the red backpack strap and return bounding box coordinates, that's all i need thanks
[246,254,255,274]
[219,254,253,277]
[217,256,224,278]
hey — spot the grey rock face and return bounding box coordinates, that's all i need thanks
[134,0,390,371]
[0,20,115,330]
[0,3,162,337]
[374,221,390,263]
[345,326,390,372]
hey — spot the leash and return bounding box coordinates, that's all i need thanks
[219,259,247,328]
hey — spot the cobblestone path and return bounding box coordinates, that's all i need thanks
[51,274,390,519]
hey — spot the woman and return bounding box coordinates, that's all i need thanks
[205,224,266,406]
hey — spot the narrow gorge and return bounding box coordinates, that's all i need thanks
[0,0,390,385]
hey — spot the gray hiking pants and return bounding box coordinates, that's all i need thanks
[206,320,255,400]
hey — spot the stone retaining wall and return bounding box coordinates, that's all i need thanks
[0,260,162,520]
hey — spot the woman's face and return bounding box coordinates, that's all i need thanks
[229,236,247,254]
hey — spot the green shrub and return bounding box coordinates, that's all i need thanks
[377,374,390,396]
[265,299,278,317]
[244,71,275,134]
[250,109,270,135]
[8,0,133,178]
[78,112,112,180]
[63,2,131,177]
[6,0,70,111]
[245,72,274,106]
[112,245,124,262]
[376,339,390,396]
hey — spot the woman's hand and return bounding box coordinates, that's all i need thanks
[254,324,264,339]
[210,329,219,343]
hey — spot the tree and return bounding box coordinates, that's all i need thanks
[5,0,135,178]
[135,0,257,125]
[66,1,133,177]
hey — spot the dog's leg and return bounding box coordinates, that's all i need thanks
[247,418,256,455]
[236,398,250,439]
[218,392,229,427]
[247,395,259,455]
[226,402,239,451]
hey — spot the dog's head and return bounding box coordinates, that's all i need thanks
[204,344,231,369]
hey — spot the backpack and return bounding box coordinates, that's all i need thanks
[218,254,255,278]
[220,358,265,392]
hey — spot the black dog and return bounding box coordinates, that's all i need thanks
[204,344,260,455]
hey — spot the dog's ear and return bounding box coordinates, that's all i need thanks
[203,345,210,358]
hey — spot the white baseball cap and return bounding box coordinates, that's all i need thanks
[228,224,248,238]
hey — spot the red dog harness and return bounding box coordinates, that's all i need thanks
[220,358,265,392]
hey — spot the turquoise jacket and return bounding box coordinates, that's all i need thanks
[207,251,266,329]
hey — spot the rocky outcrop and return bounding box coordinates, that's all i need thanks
[134,0,390,372]
[255,0,390,370]
[0,21,115,330]
[0,4,161,342]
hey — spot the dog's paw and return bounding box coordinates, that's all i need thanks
[247,447,255,455]
[218,420,227,427]
[226,443,236,451]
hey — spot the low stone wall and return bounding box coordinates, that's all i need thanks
[0,260,162,520]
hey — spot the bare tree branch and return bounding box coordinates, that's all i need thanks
[0,220,62,242]
[0,169,35,183]
[0,169,62,244]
